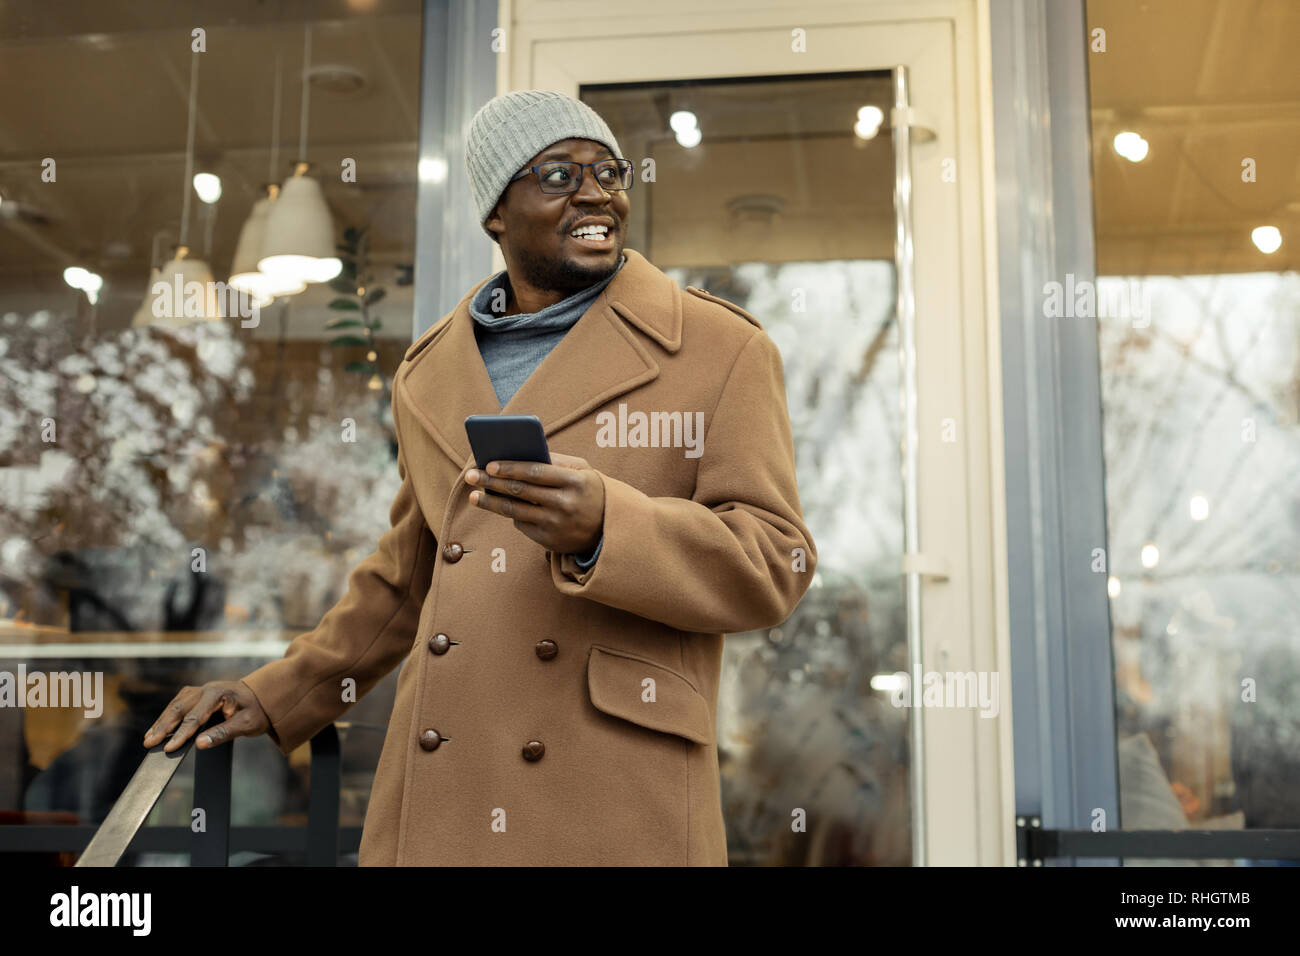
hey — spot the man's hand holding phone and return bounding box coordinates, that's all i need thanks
[465,451,605,554]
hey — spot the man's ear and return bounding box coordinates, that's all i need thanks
[485,201,506,243]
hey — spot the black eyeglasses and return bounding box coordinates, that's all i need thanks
[508,159,634,194]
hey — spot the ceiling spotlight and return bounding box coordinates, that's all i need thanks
[419,157,448,183]
[63,266,104,305]
[869,673,906,692]
[669,110,698,134]
[193,172,222,204]
[675,126,702,148]
[1251,225,1282,254]
[1113,131,1149,163]
[855,105,885,140]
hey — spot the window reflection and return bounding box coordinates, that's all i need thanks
[667,262,909,867]
[586,73,911,865]
[1088,0,1300,858]
[0,2,423,864]
[1100,273,1300,848]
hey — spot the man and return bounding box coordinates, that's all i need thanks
[145,90,817,865]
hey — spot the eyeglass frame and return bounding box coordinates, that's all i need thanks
[507,158,635,194]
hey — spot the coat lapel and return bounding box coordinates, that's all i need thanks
[396,248,684,469]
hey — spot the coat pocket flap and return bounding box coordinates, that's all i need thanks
[587,646,712,745]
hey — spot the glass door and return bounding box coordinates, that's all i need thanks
[585,72,909,866]
[518,6,1008,865]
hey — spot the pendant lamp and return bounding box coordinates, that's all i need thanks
[227,49,307,305]
[130,266,162,327]
[229,183,306,304]
[257,26,341,284]
[257,161,342,282]
[149,244,219,326]
[138,49,222,327]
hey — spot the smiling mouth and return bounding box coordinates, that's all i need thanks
[567,224,614,249]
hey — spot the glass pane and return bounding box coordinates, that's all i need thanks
[0,2,424,865]
[584,72,910,865]
[1087,0,1300,863]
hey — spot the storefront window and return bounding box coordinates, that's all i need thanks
[1087,0,1300,857]
[0,1,423,864]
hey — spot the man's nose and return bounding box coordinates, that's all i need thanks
[572,165,612,203]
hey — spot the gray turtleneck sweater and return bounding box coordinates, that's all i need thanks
[467,255,625,568]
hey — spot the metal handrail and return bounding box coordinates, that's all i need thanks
[75,728,197,866]
[46,717,344,866]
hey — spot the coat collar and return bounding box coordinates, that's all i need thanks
[395,247,684,469]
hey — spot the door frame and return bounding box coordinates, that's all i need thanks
[988,0,1120,862]
[497,0,1015,865]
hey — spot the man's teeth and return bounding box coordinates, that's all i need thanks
[570,225,609,239]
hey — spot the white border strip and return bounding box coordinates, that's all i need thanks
[0,642,291,659]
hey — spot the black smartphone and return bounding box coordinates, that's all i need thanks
[464,414,551,497]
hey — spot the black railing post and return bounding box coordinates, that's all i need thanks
[307,723,341,866]
[1016,814,1043,866]
[191,715,233,866]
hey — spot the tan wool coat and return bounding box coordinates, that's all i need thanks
[241,247,817,865]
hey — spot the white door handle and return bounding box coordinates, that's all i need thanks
[902,552,950,581]
[890,105,937,143]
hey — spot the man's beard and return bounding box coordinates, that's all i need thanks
[512,237,619,297]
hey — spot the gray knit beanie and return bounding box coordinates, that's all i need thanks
[466,90,623,242]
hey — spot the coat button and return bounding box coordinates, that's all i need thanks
[428,633,451,655]
[442,543,464,563]
[534,639,558,661]
[419,729,443,751]
[522,740,545,762]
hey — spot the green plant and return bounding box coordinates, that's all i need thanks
[327,226,387,392]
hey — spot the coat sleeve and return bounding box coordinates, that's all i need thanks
[548,329,817,634]
[240,394,437,755]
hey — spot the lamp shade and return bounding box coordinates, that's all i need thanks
[229,187,306,304]
[144,248,220,326]
[257,164,340,282]
[131,267,162,328]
